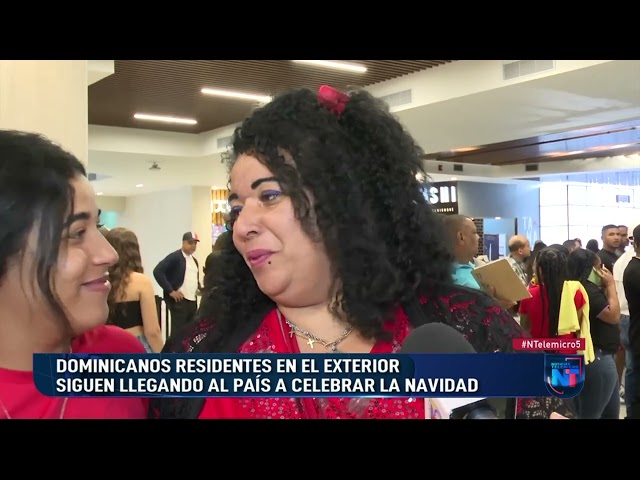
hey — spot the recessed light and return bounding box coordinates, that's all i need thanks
[136,184,144,188]
[451,146,478,153]
[201,88,271,103]
[292,60,367,73]
[134,113,197,125]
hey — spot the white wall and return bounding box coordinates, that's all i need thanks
[0,60,89,165]
[119,186,212,295]
[97,195,126,212]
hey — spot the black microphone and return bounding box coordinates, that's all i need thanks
[400,323,499,419]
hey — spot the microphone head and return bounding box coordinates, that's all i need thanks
[401,323,498,419]
[400,322,477,354]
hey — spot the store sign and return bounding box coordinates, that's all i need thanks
[426,181,459,214]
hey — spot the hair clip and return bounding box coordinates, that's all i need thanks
[318,85,349,117]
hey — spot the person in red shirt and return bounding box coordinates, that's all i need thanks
[0,130,147,419]
[519,247,583,354]
[151,85,574,420]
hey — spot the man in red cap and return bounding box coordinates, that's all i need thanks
[153,232,203,336]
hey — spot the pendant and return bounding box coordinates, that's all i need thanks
[330,344,337,352]
[307,338,315,349]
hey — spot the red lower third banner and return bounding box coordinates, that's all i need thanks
[513,338,586,351]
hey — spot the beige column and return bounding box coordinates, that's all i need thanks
[0,60,88,166]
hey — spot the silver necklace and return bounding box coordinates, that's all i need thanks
[277,310,353,352]
[0,346,72,420]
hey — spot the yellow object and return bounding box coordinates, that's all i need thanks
[558,281,595,364]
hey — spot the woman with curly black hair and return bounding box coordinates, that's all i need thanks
[150,85,573,419]
[519,248,587,353]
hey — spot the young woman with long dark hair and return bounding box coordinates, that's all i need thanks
[0,130,148,419]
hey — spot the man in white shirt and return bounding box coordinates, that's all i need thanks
[153,232,203,336]
[614,247,635,413]
[617,225,629,257]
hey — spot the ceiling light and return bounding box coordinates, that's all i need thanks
[134,114,197,125]
[610,144,634,149]
[547,150,586,157]
[451,177,458,181]
[451,147,478,153]
[201,88,271,103]
[292,60,367,73]
[96,192,104,196]
[136,184,144,188]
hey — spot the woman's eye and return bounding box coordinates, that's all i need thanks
[226,190,282,226]
[260,190,282,203]
[69,229,86,239]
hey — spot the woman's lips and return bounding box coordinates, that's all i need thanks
[246,250,274,267]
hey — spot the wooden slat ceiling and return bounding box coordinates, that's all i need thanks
[88,60,455,134]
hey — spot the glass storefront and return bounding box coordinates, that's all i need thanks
[539,170,640,245]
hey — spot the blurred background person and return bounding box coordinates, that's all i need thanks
[617,225,629,257]
[526,240,547,285]
[506,235,531,287]
[596,225,625,398]
[563,239,578,253]
[586,239,600,254]
[547,244,570,255]
[598,224,620,272]
[623,225,640,418]
[153,232,203,336]
[198,231,234,317]
[519,248,592,361]
[105,227,164,353]
[442,214,482,290]
[616,227,638,416]
[568,248,621,419]
[203,231,233,292]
